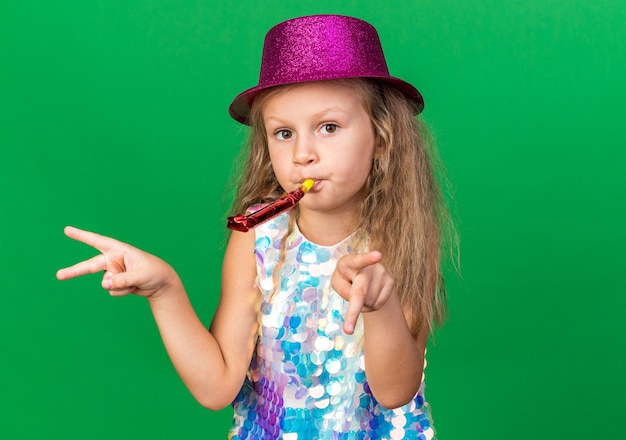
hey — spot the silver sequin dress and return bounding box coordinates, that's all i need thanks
[229,211,435,440]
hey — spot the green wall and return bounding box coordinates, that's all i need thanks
[1,1,624,438]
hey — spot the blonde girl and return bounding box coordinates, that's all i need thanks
[58,15,454,440]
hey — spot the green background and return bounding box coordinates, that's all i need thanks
[1,0,624,438]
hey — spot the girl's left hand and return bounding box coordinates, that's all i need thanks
[331,251,394,334]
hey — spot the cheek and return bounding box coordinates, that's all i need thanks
[267,145,279,163]
[268,150,292,187]
[336,152,374,184]
[268,147,287,171]
[349,142,375,173]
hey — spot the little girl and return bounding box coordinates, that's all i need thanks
[57,15,453,440]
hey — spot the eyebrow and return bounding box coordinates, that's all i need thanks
[264,106,348,125]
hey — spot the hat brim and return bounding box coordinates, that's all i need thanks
[228,76,424,125]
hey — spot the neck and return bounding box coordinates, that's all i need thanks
[296,208,356,246]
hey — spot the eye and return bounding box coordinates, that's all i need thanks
[320,123,339,135]
[275,129,293,140]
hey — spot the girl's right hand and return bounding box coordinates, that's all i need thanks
[56,226,179,299]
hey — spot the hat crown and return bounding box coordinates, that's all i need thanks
[258,15,390,87]
[228,15,423,124]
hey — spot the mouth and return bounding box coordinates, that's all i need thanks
[300,178,322,191]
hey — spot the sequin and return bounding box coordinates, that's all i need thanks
[229,211,436,439]
[325,358,341,374]
[326,381,342,396]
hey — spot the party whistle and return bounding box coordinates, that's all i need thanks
[227,179,315,232]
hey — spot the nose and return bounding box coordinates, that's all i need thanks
[292,135,318,166]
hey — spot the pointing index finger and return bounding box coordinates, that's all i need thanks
[63,226,121,253]
[343,284,365,335]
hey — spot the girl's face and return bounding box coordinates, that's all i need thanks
[262,81,376,224]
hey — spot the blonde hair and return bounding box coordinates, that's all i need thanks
[230,79,456,337]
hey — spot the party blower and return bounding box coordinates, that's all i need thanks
[227,179,315,232]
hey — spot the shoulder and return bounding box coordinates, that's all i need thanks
[253,209,292,240]
[223,229,256,275]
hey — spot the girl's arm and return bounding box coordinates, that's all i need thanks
[361,294,427,409]
[57,226,259,410]
[332,251,426,409]
[146,229,260,409]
